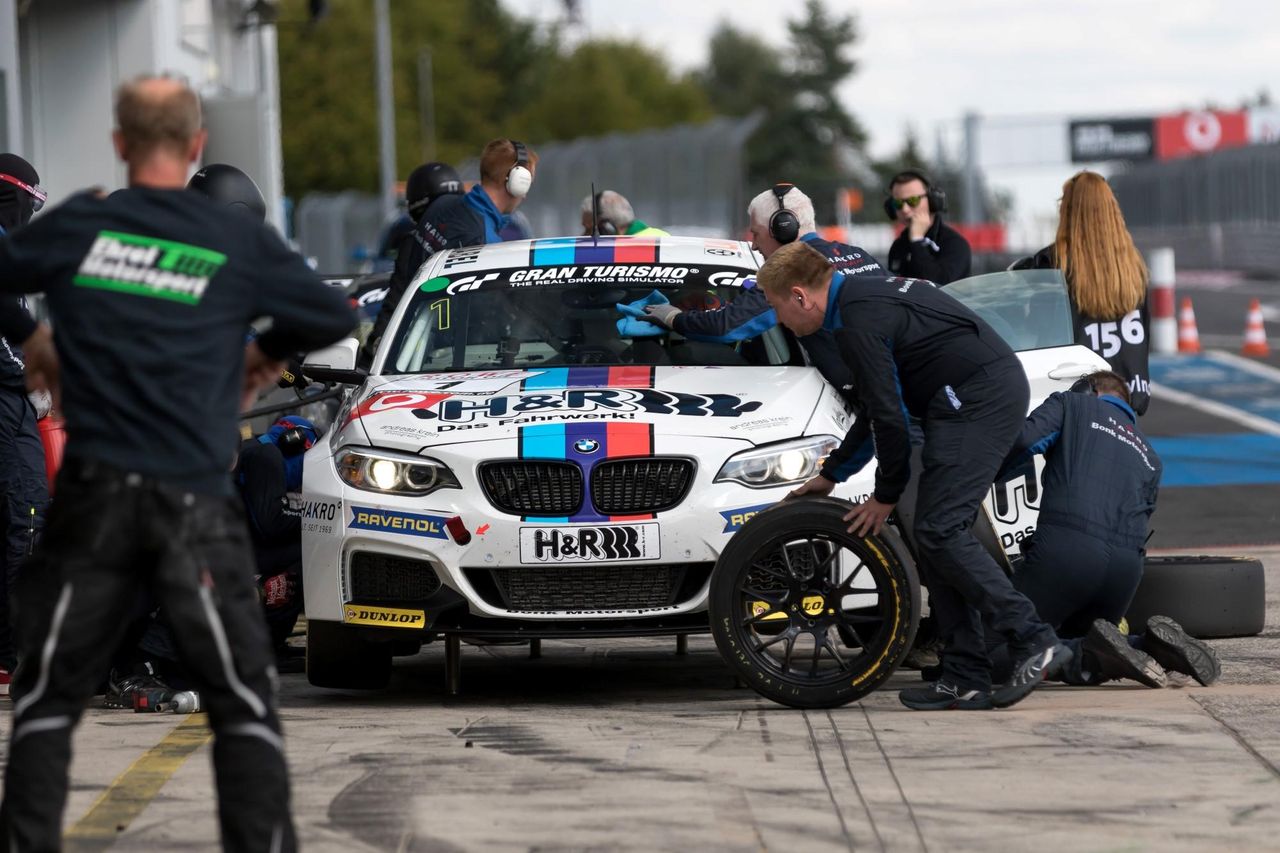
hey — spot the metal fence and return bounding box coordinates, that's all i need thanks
[1111,143,1280,271]
[293,114,763,273]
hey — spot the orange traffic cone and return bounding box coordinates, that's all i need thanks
[1178,297,1201,354]
[1242,298,1271,357]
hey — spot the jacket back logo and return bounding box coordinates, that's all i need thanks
[74,231,226,305]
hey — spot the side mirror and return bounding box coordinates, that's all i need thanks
[302,337,365,385]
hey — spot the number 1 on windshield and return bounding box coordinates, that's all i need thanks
[429,298,451,330]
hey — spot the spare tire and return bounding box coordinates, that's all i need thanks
[1125,556,1265,639]
[709,497,921,709]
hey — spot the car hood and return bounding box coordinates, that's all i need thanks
[334,366,830,452]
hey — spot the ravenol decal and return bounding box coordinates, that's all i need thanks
[74,231,227,305]
[348,506,449,539]
[414,389,762,423]
[343,604,426,629]
[720,503,775,533]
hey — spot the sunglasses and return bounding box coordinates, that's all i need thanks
[890,194,926,210]
[0,173,48,212]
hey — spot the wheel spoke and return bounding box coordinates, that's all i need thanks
[809,632,823,676]
[835,562,867,592]
[752,631,791,653]
[820,632,852,672]
[744,609,787,628]
[781,634,797,672]
[811,540,842,581]
[839,604,884,626]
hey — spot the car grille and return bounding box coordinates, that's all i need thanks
[465,563,713,612]
[480,461,583,515]
[349,552,442,603]
[591,459,694,514]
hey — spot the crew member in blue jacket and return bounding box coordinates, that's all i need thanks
[762,242,1070,711]
[0,153,49,695]
[988,371,1217,688]
[367,140,538,360]
[641,184,881,399]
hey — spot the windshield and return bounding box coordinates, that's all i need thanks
[382,264,794,374]
[945,268,1075,352]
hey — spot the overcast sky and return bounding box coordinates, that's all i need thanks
[502,0,1280,234]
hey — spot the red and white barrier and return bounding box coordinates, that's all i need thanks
[1148,247,1177,354]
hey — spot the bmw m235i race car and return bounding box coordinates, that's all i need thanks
[299,235,1107,688]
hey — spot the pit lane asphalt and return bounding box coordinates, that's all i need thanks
[25,545,1280,852]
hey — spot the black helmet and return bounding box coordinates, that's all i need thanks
[405,162,462,218]
[188,163,267,222]
[0,153,45,231]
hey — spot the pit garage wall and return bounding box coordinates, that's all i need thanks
[10,0,285,229]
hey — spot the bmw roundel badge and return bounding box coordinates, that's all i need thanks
[573,438,600,455]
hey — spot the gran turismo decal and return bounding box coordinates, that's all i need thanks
[720,503,775,533]
[412,389,763,423]
[348,506,449,539]
[519,523,660,563]
[342,604,426,629]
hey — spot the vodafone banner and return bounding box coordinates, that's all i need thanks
[1155,110,1249,160]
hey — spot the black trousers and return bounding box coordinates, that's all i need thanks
[0,386,49,671]
[997,521,1144,684]
[0,461,295,853]
[913,360,1058,692]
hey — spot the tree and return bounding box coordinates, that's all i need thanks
[695,0,867,218]
[276,0,710,197]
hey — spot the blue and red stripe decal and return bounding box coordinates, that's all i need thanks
[529,237,659,267]
[521,365,654,391]
[518,421,655,523]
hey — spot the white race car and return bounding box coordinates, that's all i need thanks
[299,236,1107,689]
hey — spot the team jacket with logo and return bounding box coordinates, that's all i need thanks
[0,187,355,493]
[1001,391,1161,548]
[819,274,1017,503]
[1011,246,1151,414]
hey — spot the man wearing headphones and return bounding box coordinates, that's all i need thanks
[885,170,971,284]
[639,184,881,404]
[580,190,668,237]
[644,184,881,340]
[367,141,537,362]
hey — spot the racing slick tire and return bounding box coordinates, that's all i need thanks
[709,497,921,709]
[306,620,393,689]
[1126,556,1265,639]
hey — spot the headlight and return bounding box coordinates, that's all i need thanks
[714,436,839,488]
[335,447,461,496]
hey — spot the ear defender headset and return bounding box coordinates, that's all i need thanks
[1069,375,1098,395]
[768,183,801,244]
[505,140,533,198]
[594,191,618,235]
[883,170,947,221]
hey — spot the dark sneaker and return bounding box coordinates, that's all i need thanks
[900,681,992,711]
[1084,620,1167,688]
[1144,615,1220,686]
[102,669,173,711]
[991,643,1073,708]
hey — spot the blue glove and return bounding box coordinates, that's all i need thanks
[615,290,670,338]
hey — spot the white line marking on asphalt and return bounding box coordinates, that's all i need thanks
[1150,382,1280,437]
[1203,349,1280,382]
